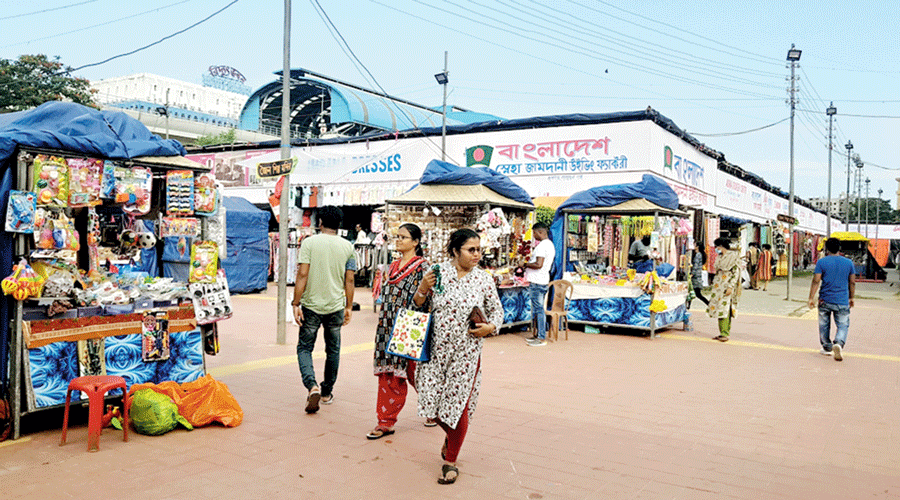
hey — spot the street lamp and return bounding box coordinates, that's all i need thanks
[844,141,853,231]
[786,44,801,301]
[865,178,871,237]
[877,188,883,243]
[826,102,836,236]
[855,156,864,233]
[434,51,449,161]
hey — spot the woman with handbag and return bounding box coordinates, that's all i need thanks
[413,228,503,485]
[367,223,433,440]
[707,238,744,342]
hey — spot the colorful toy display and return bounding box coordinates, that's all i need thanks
[67,158,103,207]
[5,190,37,233]
[116,167,152,215]
[166,170,194,215]
[189,269,233,324]
[100,161,127,199]
[160,216,199,238]
[32,155,69,207]
[33,208,80,251]
[2,259,45,301]
[189,241,219,283]
[193,172,218,215]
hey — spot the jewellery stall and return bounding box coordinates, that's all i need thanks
[382,160,535,332]
[549,175,690,338]
[1,103,228,439]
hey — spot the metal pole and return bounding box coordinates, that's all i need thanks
[276,0,291,345]
[877,188,882,243]
[786,46,799,301]
[826,103,836,236]
[165,88,170,140]
[865,178,870,237]
[856,159,862,234]
[845,141,852,231]
[441,51,448,161]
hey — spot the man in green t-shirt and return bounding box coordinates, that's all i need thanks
[292,206,357,414]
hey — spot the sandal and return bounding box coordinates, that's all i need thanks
[366,428,395,440]
[713,335,729,342]
[424,418,437,427]
[437,463,459,485]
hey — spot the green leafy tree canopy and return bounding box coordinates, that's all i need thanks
[195,128,236,147]
[0,54,96,112]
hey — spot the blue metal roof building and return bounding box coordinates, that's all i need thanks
[238,68,502,139]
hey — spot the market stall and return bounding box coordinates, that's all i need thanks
[1,102,231,439]
[383,160,535,331]
[550,175,690,338]
[823,231,886,282]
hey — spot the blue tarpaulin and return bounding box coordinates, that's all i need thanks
[550,174,680,279]
[0,101,187,391]
[419,159,533,205]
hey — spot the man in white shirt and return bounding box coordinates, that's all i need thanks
[523,222,556,346]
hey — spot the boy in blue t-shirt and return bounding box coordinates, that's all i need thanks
[807,237,855,361]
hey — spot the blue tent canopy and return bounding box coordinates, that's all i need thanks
[221,197,270,293]
[0,101,188,391]
[419,159,533,205]
[549,174,680,279]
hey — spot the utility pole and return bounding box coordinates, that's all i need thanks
[786,44,801,301]
[276,0,291,345]
[865,178,871,237]
[165,88,170,140]
[856,157,864,233]
[845,141,853,231]
[826,102,836,236]
[877,188,883,242]
[434,52,449,161]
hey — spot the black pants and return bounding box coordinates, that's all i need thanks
[690,287,710,308]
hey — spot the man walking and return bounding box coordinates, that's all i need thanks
[746,242,760,290]
[808,237,855,361]
[292,206,357,412]
[523,222,555,347]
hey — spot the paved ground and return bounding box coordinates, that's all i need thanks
[2,272,899,499]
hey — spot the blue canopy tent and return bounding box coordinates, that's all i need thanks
[550,174,681,280]
[0,102,192,437]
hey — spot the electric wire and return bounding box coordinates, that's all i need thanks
[0,0,96,21]
[63,0,240,74]
[688,117,789,137]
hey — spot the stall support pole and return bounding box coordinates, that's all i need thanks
[276,0,291,345]
[10,152,29,439]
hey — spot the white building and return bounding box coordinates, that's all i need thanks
[809,192,854,218]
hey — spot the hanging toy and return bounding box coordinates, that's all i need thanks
[2,259,45,300]
[5,190,37,233]
[431,264,445,295]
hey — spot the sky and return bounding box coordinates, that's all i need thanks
[3,0,899,209]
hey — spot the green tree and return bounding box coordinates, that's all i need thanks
[535,205,555,226]
[848,198,897,224]
[0,54,96,112]
[194,128,236,147]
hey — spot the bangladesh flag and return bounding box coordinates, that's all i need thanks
[466,145,493,167]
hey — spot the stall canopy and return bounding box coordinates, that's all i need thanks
[549,174,680,279]
[221,197,270,293]
[418,159,534,205]
[0,101,189,391]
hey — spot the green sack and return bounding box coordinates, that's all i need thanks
[130,389,193,436]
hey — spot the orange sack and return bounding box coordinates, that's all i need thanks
[128,374,242,428]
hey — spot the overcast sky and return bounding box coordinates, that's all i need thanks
[3,0,898,207]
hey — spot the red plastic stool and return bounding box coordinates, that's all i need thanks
[60,375,130,452]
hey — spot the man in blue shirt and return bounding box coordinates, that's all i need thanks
[807,237,855,361]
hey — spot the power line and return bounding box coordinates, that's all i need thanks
[2,1,190,49]
[0,0,96,21]
[63,0,240,74]
[689,117,789,137]
[797,108,900,119]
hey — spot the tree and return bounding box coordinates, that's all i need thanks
[194,128,236,147]
[0,54,96,112]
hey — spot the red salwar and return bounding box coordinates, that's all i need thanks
[376,361,416,428]
[434,357,480,463]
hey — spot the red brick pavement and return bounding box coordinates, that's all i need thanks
[1,283,898,499]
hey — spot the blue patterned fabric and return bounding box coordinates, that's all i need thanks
[566,296,686,330]
[498,287,531,324]
[28,329,205,409]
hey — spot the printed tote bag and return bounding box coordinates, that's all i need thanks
[386,308,432,362]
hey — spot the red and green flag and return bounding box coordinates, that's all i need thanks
[466,145,493,167]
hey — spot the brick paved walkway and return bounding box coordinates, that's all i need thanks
[2,275,898,499]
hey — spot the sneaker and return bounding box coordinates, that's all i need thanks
[305,387,321,413]
[527,338,547,347]
[321,394,334,405]
[833,344,843,361]
[819,348,833,356]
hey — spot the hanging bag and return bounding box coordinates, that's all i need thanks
[386,308,433,362]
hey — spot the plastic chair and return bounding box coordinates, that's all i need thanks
[545,280,573,341]
[60,375,130,452]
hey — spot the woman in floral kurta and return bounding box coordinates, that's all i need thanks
[756,244,774,291]
[367,223,431,440]
[413,228,503,485]
[707,238,743,342]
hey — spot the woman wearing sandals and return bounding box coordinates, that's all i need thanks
[413,228,503,484]
[367,223,435,440]
[707,238,743,342]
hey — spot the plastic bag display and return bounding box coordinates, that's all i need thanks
[5,190,36,233]
[128,388,193,436]
[193,172,218,215]
[129,375,242,428]
[166,170,194,215]
[117,167,152,215]
[32,155,69,207]
[33,209,80,250]
[67,158,103,207]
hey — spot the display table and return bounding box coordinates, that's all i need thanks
[497,284,532,331]
[22,306,205,411]
[565,283,688,337]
